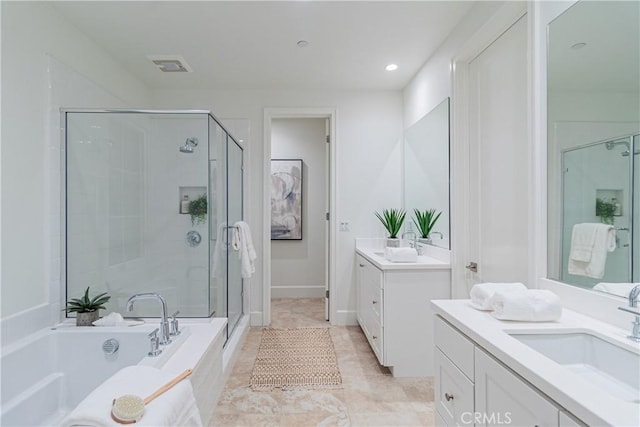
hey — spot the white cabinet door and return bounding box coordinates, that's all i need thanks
[435,349,474,426]
[475,348,558,427]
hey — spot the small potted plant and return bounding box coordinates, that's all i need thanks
[595,198,615,225]
[375,208,406,247]
[413,208,442,244]
[189,194,208,226]
[63,286,111,326]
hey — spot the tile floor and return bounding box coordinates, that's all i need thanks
[210,298,435,427]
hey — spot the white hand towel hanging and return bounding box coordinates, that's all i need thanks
[233,221,256,278]
[568,223,616,279]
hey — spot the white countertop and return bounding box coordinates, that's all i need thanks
[355,238,450,270]
[432,300,640,427]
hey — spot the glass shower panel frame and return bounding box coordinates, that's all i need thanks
[634,135,639,282]
[226,137,244,337]
[560,137,634,287]
[65,110,211,318]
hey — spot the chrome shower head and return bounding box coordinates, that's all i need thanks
[179,137,199,153]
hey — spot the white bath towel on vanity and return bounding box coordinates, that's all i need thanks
[489,289,562,322]
[568,223,615,279]
[233,221,257,278]
[60,365,202,427]
[469,282,528,310]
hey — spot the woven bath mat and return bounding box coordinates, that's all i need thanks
[249,327,342,390]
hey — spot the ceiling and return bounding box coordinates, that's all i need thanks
[52,1,476,91]
[548,0,639,92]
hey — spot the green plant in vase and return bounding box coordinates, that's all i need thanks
[375,208,406,247]
[413,208,442,242]
[63,286,111,326]
[595,198,615,225]
[189,194,208,226]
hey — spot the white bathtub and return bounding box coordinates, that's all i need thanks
[0,318,227,427]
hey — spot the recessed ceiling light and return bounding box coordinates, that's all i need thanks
[570,42,587,50]
[297,40,309,48]
[385,64,398,71]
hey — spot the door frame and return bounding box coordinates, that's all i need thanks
[263,107,337,326]
[451,2,529,299]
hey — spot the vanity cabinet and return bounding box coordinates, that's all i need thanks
[475,347,558,426]
[435,315,582,427]
[355,254,450,377]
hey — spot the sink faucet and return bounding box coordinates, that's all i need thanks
[401,230,422,255]
[618,284,640,342]
[126,293,171,345]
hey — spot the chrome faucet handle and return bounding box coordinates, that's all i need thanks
[170,310,181,336]
[628,285,640,308]
[618,306,640,342]
[147,328,162,356]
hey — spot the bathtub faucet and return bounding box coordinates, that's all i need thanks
[126,293,171,345]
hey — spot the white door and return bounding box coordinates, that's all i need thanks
[466,15,530,290]
[325,118,330,320]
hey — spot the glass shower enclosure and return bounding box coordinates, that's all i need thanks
[63,110,243,339]
[560,134,639,287]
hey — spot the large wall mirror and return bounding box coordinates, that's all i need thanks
[404,98,450,249]
[547,1,639,298]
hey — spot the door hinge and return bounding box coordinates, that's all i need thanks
[326,135,330,143]
[325,212,330,220]
[325,290,329,298]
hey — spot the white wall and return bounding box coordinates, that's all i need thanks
[403,2,504,128]
[271,118,327,298]
[153,89,403,325]
[0,1,151,322]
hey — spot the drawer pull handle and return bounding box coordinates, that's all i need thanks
[359,264,365,267]
[372,300,377,304]
[444,393,454,401]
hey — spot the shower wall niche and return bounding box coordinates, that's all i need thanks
[63,110,244,338]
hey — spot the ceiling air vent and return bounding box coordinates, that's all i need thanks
[147,55,193,73]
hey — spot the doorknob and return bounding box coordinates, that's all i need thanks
[465,262,478,273]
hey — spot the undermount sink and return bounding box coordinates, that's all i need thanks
[508,331,640,403]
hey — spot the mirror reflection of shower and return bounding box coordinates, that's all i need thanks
[179,137,199,153]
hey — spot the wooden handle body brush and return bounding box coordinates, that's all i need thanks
[111,369,193,424]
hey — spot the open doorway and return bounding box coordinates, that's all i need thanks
[263,108,336,326]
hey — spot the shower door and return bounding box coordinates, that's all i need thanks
[561,136,636,287]
[226,138,244,337]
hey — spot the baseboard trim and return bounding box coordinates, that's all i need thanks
[271,285,325,299]
[333,309,357,326]
[250,310,264,326]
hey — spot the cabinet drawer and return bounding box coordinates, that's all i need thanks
[435,349,474,426]
[363,310,383,364]
[435,316,474,379]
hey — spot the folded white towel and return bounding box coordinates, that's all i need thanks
[60,366,202,427]
[92,312,144,327]
[568,223,615,279]
[593,282,640,298]
[489,289,562,322]
[233,221,257,278]
[469,282,527,310]
[384,247,417,263]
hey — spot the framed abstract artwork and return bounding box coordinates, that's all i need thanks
[270,159,303,240]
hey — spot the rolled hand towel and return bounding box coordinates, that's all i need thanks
[489,289,562,322]
[384,247,417,263]
[469,282,527,310]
